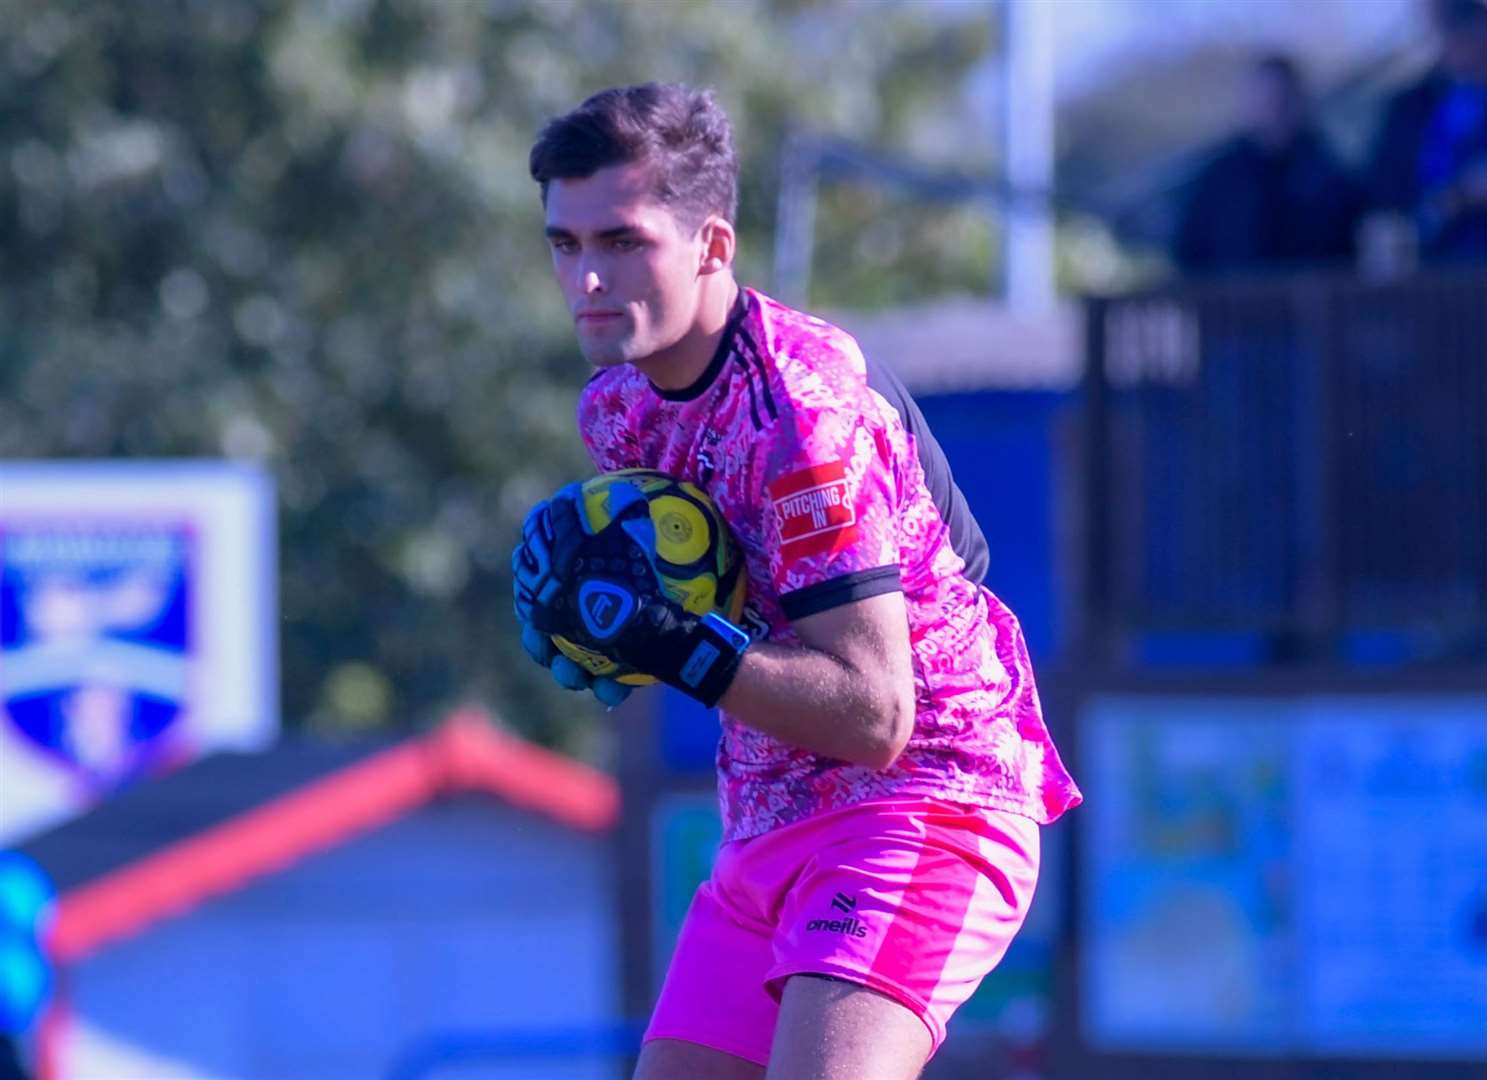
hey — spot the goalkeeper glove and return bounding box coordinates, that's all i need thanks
[512,497,632,708]
[515,480,750,708]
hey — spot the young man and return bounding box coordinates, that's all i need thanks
[512,83,1081,1079]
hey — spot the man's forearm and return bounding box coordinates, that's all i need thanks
[716,640,912,769]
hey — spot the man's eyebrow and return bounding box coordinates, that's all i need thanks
[543,224,648,241]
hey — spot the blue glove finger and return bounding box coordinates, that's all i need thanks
[549,481,601,569]
[591,676,632,708]
[602,481,658,556]
[521,503,550,552]
[549,653,594,691]
[618,511,657,555]
[513,552,545,610]
[552,481,584,505]
[520,624,555,667]
[514,503,550,609]
[523,498,555,543]
[521,501,554,580]
[609,490,663,574]
[547,486,587,546]
[537,486,592,603]
[605,480,648,518]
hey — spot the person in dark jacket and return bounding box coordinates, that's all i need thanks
[1175,54,1363,275]
[1368,0,1487,261]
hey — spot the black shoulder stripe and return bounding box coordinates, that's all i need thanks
[732,353,763,430]
[779,566,902,621]
[736,329,778,420]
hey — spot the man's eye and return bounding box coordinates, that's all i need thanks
[612,238,640,252]
[551,239,577,254]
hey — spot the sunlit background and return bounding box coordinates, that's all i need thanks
[1,0,1484,1077]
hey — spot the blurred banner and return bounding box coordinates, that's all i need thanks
[0,461,276,844]
[1081,694,1487,1061]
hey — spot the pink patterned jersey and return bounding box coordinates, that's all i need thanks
[578,287,1082,841]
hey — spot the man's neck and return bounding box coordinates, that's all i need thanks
[640,278,740,392]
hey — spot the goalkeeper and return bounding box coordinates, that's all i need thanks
[513,83,1082,1079]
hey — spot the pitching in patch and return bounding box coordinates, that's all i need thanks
[767,460,858,561]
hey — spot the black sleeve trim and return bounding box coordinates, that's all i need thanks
[779,566,903,621]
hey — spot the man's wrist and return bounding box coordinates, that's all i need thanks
[664,610,751,708]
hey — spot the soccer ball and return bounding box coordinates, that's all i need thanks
[552,469,747,686]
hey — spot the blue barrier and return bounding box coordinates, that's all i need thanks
[386,1022,645,1080]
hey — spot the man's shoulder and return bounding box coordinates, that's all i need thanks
[748,288,864,364]
[743,289,871,413]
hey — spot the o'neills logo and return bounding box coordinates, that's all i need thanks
[767,460,857,561]
[806,917,869,938]
[806,891,866,937]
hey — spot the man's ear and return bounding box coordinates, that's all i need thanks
[697,216,736,275]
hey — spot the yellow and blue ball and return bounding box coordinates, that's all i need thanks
[552,469,747,686]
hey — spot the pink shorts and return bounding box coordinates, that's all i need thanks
[643,796,1041,1065]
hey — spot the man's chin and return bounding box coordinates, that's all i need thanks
[580,350,630,369]
[579,341,641,368]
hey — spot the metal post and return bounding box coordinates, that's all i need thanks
[1002,0,1057,310]
[772,131,820,307]
[1081,296,1114,668]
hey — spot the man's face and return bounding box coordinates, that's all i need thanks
[544,162,707,369]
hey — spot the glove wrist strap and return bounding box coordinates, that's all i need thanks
[666,611,751,708]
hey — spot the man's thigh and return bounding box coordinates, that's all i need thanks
[634,1038,765,1080]
[766,974,932,1080]
[642,880,778,1066]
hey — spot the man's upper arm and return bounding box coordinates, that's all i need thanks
[790,590,914,717]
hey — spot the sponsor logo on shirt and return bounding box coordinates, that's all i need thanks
[768,461,857,560]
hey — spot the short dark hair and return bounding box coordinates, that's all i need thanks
[529,82,739,230]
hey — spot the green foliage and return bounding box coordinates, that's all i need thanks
[0,0,992,750]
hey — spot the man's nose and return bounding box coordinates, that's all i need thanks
[581,268,604,295]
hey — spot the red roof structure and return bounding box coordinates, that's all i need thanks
[25,708,620,1080]
[46,708,619,965]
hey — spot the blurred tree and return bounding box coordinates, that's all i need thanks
[0,0,993,752]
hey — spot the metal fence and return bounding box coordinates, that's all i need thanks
[1081,268,1487,664]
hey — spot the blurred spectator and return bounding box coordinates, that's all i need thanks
[1175,54,1363,274]
[1368,0,1487,261]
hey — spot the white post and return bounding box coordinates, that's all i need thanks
[773,133,819,306]
[1003,0,1057,309]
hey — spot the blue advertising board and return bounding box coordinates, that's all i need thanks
[1082,694,1487,1061]
[0,462,276,842]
